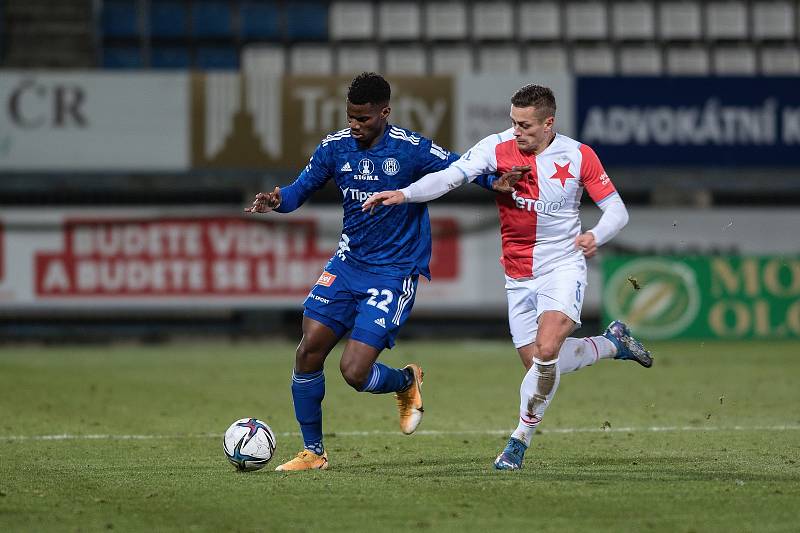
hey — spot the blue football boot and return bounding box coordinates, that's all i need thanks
[494,437,528,470]
[604,320,653,368]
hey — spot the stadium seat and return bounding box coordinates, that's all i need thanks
[473,1,514,40]
[385,46,427,74]
[565,1,608,40]
[659,1,702,40]
[150,1,189,38]
[241,45,285,75]
[712,46,756,74]
[761,47,800,74]
[706,1,748,40]
[151,46,191,68]
[525,45,569,72]
[619,45,663,75]
[290,45,333,74]
[611,1,655,40]
[103,46,143,68]
[425,2,468,40]
[192,1,233,38]
[102,0,139,38]
[378,2,421,41]
[431,45,473,74]
[518,2,561,40]
[666,46,710,74]
[572,45,615,74]
[287,1,328,40]
[197,46,239,69]
[753,1,796,40]
[240,1,281,40]
[330,1,373,40]
[337,46,380,74]
[477,46,521,73]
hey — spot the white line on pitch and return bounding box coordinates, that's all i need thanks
[3,425,800,442]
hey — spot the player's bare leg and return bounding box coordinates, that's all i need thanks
[341,339,424,435]
[495,311,573,470]
[339,339,382,389]
[276,317,339,472]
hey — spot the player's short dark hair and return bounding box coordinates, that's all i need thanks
[347,72,391,106]
[511,84,556,120]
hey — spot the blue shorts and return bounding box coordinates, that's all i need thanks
[303,258,419,351]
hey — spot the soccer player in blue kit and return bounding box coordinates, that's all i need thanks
[245,72,517,471]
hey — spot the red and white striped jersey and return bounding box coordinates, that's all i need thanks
[457,129,618,279]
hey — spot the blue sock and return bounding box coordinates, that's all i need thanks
[359,363,411,394]
[291,370,325,455]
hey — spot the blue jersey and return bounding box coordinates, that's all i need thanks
[276,125,462,280]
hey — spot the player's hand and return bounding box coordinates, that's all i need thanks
[244,187,281,213]
[493,165,531,193]
[575,232,597,258]
[361,190,406,212]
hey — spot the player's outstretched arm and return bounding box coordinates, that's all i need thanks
[361,190,405,211]
[244,186,281,213]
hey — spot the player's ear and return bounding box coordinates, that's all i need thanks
[544,115,555,131]
[380,105,391,120]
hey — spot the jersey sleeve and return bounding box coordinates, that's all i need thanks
[450,133,499,178]
[579,144,617,204]
[274,142,333,213]
[471,173,498,192]
[416,138,460,175]
[401,134,499,203]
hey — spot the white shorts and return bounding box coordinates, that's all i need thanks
[505,262,587,348]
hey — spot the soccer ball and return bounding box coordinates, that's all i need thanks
[223,418,276,472]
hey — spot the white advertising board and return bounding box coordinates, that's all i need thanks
[0,72,189,171]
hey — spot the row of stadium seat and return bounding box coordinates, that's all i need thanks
[102,0,800,42]
[103,43,800,75]
[103,0,325,40]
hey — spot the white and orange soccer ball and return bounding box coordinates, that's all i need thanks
[223,418,276,471]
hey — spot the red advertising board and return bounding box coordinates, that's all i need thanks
[33,216,459,299]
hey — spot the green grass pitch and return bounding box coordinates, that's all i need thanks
[1,339,799,532]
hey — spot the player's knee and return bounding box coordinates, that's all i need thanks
[340,359,369,390]
[534,339,560,361]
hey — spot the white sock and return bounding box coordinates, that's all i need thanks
[558,336,617,374]
[511,357,561,447]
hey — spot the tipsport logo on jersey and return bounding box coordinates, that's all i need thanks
[191,74,454,170]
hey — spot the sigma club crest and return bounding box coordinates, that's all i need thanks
[382,158,400,176]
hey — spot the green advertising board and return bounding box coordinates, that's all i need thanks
[602,256,800,339]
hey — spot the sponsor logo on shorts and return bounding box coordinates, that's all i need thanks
[374,317,386,328]
[309,293,330,305]
[316,271,336,287]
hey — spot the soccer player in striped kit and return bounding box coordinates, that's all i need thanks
[363,84,653,470]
